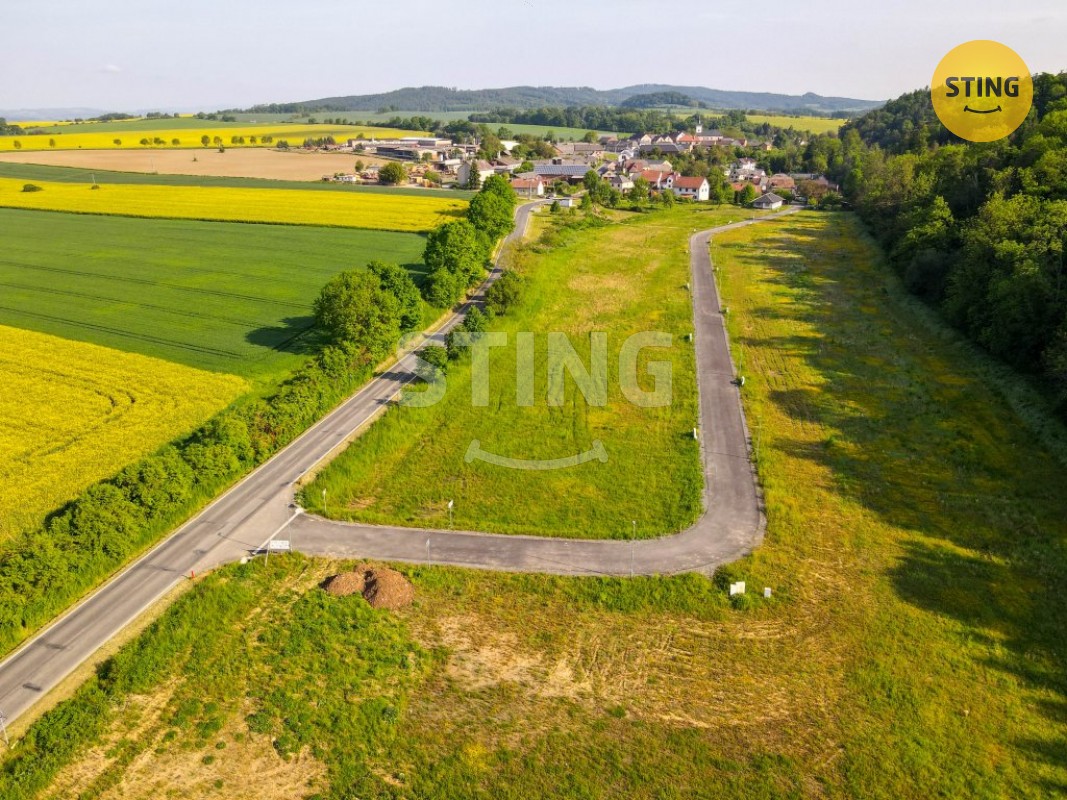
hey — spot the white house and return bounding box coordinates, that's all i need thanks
[456,160,496,187]
[511,177,546,197]
[672,176,710,202]
[752,192,784,210]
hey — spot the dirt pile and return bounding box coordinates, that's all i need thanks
[322,569,367,597]
[322,564,414,610]
[362,567,415,610]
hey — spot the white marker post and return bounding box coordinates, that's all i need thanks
[447,499,454,529]
[631,520,637,578]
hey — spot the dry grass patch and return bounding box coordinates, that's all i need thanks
[0,148,392,181]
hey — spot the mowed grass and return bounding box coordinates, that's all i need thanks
[305,206,755,539]
[0,325,246,541]
[0,177,466,232]
[0,209,427,379]
[0,123,425,150]
[5,211,1067,798]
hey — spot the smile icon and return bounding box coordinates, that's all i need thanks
[931,40,1032,142]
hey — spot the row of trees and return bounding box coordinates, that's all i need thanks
[833,71,1067,414]
[0,160,523,661]
[314,174,517,359]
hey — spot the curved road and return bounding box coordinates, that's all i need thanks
[0,204,796,726]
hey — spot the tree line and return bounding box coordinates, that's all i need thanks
[830,71,1067,415]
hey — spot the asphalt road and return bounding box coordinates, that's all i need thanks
[0,204,796,727]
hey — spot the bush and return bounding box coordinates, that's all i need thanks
[485,270,525,317]
[418,344,449,371]
[21,183,42,192]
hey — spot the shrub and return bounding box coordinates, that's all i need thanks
[485,270,525,317]
[21,183,42,192]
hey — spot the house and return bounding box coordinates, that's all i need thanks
[493,155,523,173]
[554,142,605,159]
[752,192,784,210]
[511,177,546,197]
[456,159,496,187]
[639,170,673,190]
[768,173,796,191]
[644,160,673,173]
[606,173,634,191]
[672,176,710,202]
[532,163,590,182]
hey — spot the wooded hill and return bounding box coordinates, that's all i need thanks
[238,84,883,116]
[831,72,1067,415]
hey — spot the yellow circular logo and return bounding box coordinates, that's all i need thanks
[931,40,1032,142]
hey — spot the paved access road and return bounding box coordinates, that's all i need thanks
[291,208,800,574]
[0,204,796,726]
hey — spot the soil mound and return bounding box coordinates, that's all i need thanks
[321,568,368,597]
[362,567,415,610]
[321,565,414,610]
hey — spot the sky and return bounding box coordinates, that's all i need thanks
[1,0,1065,114]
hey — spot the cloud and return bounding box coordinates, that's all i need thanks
[101,64,122,74]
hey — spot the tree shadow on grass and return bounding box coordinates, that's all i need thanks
[731,213,1067,787]
[245,315,321,356]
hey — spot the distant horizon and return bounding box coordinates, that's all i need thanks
[2,0,1063,113]
[0,81,888,121]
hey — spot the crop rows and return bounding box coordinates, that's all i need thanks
[0,324,246,541]
[0,209,427,377]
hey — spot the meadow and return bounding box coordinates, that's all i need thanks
[0,209,428,378]
[0,177,466,231]
[304,206,754,539]
[0,325,246,541]
[0,123,425,151]
[3,210,1067,798]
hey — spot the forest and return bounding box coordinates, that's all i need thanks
[828,72,1067,415]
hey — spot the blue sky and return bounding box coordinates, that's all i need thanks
[1,0,1064,112]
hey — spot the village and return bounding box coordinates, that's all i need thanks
[319,124,840,208]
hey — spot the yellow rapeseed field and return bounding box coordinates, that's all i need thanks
[0,325,247,541]
[744,114,846,134]
[0,177,466,232]
[0,124,424,151]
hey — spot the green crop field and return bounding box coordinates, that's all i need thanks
[304,206,754,539]
[0,209,427,379]
[8,212,1066,799]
